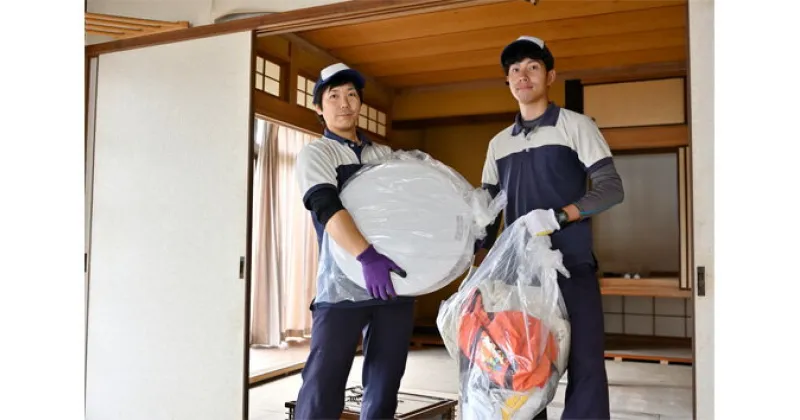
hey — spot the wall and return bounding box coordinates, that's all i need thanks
[86,0,348,26]
[389,129,425,151]
[421,122,511,187]
[393,82,565,121]
[583,78,685,128]
[394,85,518,121]
[592,152,681,277]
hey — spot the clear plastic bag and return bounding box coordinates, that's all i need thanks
[314,150,506,304]
[436,211,572,420]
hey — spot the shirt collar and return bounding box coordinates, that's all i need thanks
[510,102,561,136]
[323,129,372,147]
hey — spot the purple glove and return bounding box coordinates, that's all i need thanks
[356,245,407,300]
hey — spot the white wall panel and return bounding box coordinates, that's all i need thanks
[688,0,715,418]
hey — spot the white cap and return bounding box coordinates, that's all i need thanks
[313,63,366,97]
[514,35,545,49]
[500,35,554,70]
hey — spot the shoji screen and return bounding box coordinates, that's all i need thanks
[86,31,252,420]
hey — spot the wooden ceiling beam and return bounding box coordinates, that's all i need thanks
[85,12,189,40]
[87,29,127,37]
[379,46,687,87]
[86,0,508,57]
[358,28,686,78]
[86,25,128,36]
[570,61,687,85]
[86,12,188,29]
[328,5,687,65]
[391,61,686,99]
[252,0,513,36]
[297,0,686,49]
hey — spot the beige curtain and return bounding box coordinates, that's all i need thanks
[250,119,319,347]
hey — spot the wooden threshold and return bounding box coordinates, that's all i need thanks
[605,350,692,365]
[248,344,364,387]
[605,333,693,365]
[86,0,508,57]
[248,361,305,386]
[600,277,691,298]
[410,333,445,349]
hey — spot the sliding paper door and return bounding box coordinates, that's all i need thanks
[86,31,252,420]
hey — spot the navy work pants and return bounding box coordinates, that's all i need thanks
[294,301,415,420]
[534,263,610,420]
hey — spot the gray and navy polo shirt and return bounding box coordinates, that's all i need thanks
[481,103,616,268]
[296,129,393,243]
[295,129,414,307]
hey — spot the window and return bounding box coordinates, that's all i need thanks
[253,116,266,158]
[359,104,386,137]
[296,75,317,111]
[255,56,281,97]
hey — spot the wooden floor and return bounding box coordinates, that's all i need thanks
[411,331,693,366]
[249,347,694,420]
[249,340,310,385]
[246,330,692,388]
[249,339,365,385]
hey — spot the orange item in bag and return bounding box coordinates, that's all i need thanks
[458,288,559,392]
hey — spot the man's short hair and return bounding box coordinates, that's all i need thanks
[312,72,364,109]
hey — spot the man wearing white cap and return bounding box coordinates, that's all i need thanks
[476,36,625,419]
[293,63,415,419]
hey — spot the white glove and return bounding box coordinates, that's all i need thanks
[523,209,561,237]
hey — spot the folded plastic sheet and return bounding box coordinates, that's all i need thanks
[315,150,506,304]
[436,211,572,419]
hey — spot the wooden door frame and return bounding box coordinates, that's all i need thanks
[84,0,713,418]
[685,1,713,419]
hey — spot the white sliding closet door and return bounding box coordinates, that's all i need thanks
[86,32,252,420]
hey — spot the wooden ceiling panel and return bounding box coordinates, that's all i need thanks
[297,0,686,50]
[85,13,189,39]
[358,28,687,78]
[331,5,687,65]
[380,46,687,87]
